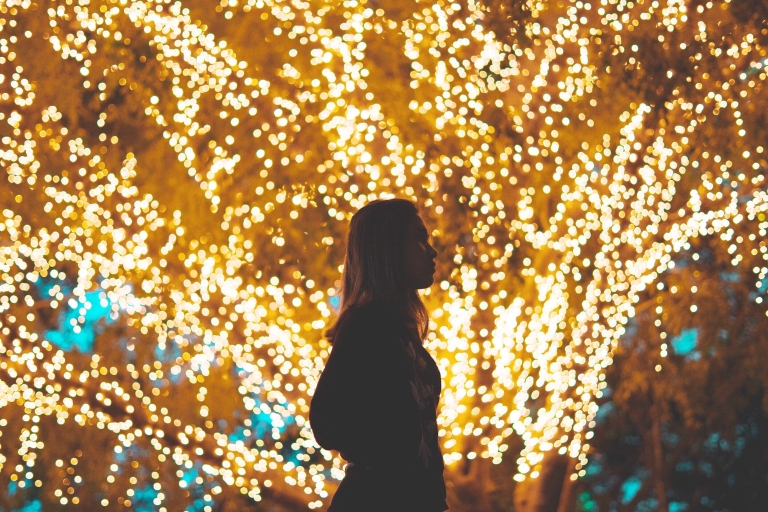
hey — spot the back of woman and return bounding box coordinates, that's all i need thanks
[309,198,447,512]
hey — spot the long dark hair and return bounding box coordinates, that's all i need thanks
[324,198,430,344]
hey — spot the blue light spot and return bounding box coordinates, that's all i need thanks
[156,341,181,365]
[698,461,714,477]
[594,401,614,425]
[669,501,689,512]
[579,492,596,511]
[734,435,746,457]
[37,275,69,298]
[114,447,129,464]
[329,295,340,312]
[704,432,720,450]
[620,476,642,505]
[45,290,114,353]
[585,459,602,477]
[637,498,659,512]
[672,328,698,356]
[131,484,159,512]
[741,58,768,81]
[15,500,42,512]
[229,426,249,443]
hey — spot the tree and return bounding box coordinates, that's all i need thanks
[0,0,766,510]
[575,228,768,512]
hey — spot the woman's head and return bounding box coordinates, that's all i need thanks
[324,198,437,343]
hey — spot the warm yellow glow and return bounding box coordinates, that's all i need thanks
[1,0,766,507]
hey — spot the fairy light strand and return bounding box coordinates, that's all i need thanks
[0,0,766,508]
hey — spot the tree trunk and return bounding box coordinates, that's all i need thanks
[555,456,577,512]
[650,396,668,512]
[513,452,572,512]
[445,455,496,511]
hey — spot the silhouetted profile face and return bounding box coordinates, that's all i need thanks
[402,215,438,290]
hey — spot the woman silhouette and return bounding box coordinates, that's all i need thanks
[310,198,448,511]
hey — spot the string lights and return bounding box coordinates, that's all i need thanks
[0,0,766,508]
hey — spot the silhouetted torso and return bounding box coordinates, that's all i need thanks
[310,300,448,512]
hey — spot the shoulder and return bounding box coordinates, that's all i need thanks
[332,300,404,351]
[338,300,399,331]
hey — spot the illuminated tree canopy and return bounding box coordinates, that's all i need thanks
[0,0,766,509]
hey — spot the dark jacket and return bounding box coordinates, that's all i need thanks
[310,300,448,512]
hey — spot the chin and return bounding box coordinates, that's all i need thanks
[418,277,435,289]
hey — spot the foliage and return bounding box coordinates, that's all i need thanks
[576,230,768,511]
[0,0,766,510]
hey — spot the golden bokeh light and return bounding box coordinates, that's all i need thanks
[0,0,766,508]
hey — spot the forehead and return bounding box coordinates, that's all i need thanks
[406,216,428,235]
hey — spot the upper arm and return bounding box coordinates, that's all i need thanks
[309,311,375,447]
[309,307,419,459]
[323,310,406,401]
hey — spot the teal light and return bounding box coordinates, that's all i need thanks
[45,290,114,353]
[620,476,642,505]
[671,328,698,356]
